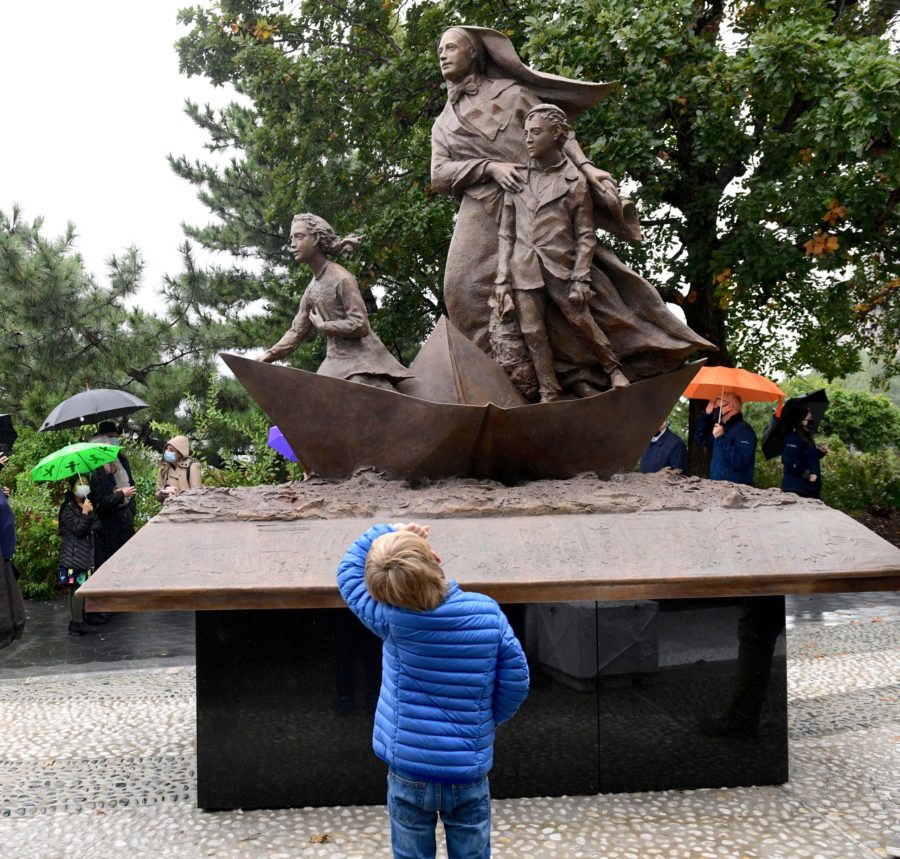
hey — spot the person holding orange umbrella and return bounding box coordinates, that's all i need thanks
[685,365,784,486]
[695,392,758,485]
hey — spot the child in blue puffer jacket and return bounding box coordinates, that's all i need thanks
[338,522,529,859]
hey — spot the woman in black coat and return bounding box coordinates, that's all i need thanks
[59,475,103,635]
[781,411,828,498]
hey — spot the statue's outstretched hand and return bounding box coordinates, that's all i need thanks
[487,162,526,193]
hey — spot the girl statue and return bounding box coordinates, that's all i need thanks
[260,214,413,390]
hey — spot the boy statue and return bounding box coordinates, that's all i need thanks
[495,103,630,401]
[337,522,529,859]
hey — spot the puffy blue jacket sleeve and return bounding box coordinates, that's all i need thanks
[336,524,394,640]
[493,611,530,726]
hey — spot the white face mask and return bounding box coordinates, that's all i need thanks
[75,484,90,499]
[164,450,178,464]
[105,436,119,447]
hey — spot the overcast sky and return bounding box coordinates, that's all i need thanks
[1,1,232,313]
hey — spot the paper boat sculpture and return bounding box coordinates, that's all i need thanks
[222,317,703,484]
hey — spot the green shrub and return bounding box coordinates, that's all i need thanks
[3,426,77,598]
[7,474,60,599]
[152,372,304,488]
[819,441,900,513]
[753,435,900,514]
[819,390,900,453]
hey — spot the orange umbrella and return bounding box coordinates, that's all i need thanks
[683,366,785,415]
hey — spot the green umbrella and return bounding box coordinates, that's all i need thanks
[30,442,121,482]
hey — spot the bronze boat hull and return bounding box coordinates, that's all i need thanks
[222,353,702,483]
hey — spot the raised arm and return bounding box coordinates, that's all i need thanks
[336,524,394,639]
[260,292,314,362]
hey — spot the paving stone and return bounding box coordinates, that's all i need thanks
[0,593,897,857]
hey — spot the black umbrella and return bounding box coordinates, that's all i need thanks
[0,414,17,455]
[39,389,149,433]
[761,389,829,460]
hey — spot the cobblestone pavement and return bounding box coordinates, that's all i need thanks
[0,593,898,858]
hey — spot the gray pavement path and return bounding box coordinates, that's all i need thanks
[1,592,898,858]
[1,597,195,679]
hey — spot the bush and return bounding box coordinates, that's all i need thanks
[3,426,78,598]
[819,390,900,453]
[153,372,304,488]
[753,435,900,514]
[818,441,900,513]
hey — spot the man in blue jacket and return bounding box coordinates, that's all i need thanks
[695,392,757,485]
[639,420,689,474]
[338,522,529,859]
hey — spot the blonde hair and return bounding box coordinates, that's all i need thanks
[291,213,362,257]
[365,531,448,611]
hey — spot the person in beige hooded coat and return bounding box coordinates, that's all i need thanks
[155,435,202,502]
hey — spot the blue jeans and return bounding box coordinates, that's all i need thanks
[387,769,491,859]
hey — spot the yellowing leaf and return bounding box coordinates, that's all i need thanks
[254,19,275,40]
[823,199,847,224]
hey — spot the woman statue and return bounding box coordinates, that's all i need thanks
[432,26,714,397]
[261,214,413,390]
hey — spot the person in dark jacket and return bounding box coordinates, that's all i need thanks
[781,410,827,498]
[338,522,529,859]
[89,456,136,569]
[1,453,26,651]
[59,475,103,635]
[639,420,688,474]
[695,392,757,485]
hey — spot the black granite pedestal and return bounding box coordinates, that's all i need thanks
[195,596,787,810]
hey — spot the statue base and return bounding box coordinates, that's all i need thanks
[195,596,787,810]
[78,473,899,810]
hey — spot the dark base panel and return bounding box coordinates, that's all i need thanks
[195,597,787,810]
[196,608,386,810]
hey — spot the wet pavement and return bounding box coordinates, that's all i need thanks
[0,597,195,679]
[1,592,898,858]
[4,591,898,677]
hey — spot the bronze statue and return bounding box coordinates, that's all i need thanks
[432,26,714,397]
[260,214,413,390]
[495,104,629,401]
